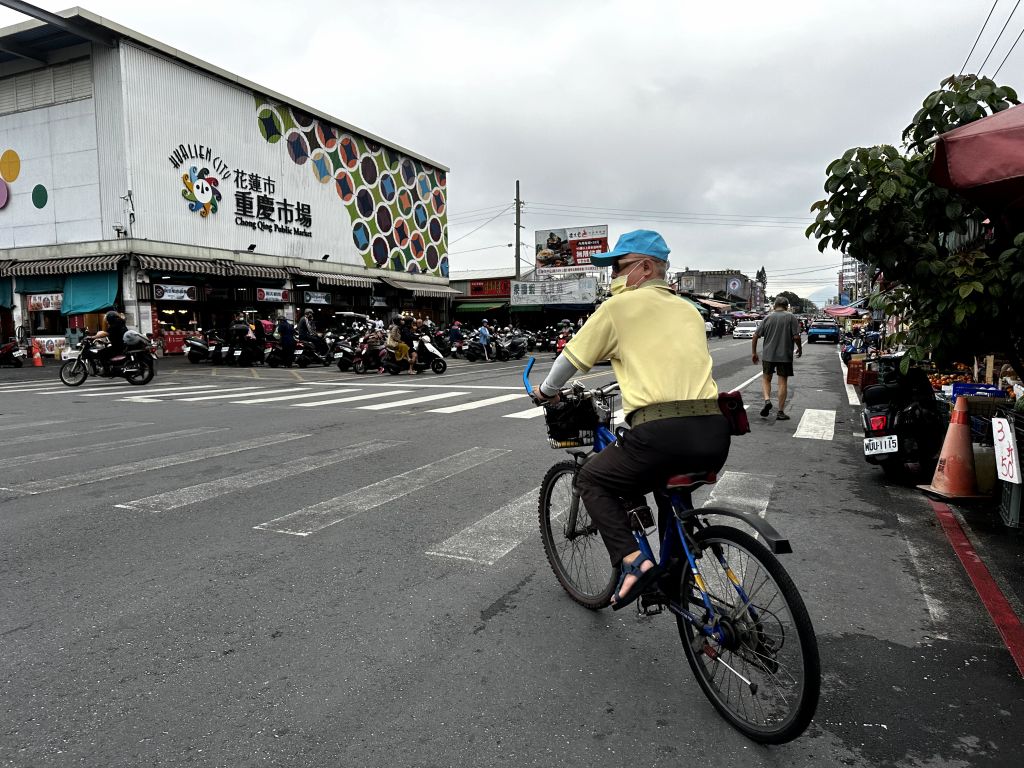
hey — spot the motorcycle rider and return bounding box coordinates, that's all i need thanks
[297,308,326,357]
[276,313,296,366]
[91,310,126,376]
[400,316,418,373]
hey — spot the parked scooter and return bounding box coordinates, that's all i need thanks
[464,333,494,363]
[333,333,357,372]
[861,356,947,481]
[0,339,26,367]
[295,335,333,368]
[264,338,294,368]
[381,335,447,375]
[351,337,385,374]
[183,332,227,364]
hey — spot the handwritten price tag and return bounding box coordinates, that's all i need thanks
[992,417,1020,484]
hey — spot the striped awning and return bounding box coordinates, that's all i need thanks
[136,255,227,276]
[378,276,461,298]
[228,264,289,280]
[1,255,124,276]
[293,270,376,288]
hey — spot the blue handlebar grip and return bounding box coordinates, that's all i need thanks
[522,356,536,395]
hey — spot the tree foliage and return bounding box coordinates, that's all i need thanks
[806,74,1024,377]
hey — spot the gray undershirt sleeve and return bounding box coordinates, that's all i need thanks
[539,354,587,396]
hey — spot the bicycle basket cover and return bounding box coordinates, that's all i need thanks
[544,398,599,442]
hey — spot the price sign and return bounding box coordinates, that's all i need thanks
[992,417,1020,484]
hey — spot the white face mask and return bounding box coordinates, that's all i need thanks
[608,260,645,295]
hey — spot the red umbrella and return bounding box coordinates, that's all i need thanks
[929,104,1024,215]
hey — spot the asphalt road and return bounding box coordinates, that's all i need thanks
[1,339,1022,767]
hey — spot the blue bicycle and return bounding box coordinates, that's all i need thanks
[523,358,820,744]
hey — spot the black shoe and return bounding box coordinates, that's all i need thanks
[760,400,773,417]
[776,411,791,421]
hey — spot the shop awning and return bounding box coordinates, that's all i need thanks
[510,304,542,312]
[695,297,733,311]
[228,264,289,280]
[823,305,869,318]
[137,255,227,276]
[454,301,507,312]
[0,273,11,309]
[378,276,461,298]
[62,272,118,315]
[293,271,376,288]
[2,255,123,276]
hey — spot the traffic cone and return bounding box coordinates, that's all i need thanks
[31,339,42,367]
[918,396,986,499]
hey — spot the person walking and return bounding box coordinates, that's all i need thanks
[478,319,492,362]
[751,296,802,421]
[276,313,296,366]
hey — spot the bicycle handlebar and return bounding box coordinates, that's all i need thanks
[521,355,620,400]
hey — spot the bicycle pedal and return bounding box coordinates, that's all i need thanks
[628,505,655,532]
[638,592,664,616]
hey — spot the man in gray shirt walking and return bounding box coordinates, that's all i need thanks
[751,296,803,421]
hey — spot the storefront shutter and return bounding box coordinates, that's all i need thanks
[61,272,118,316]
[0,278,12,310]
[16,275,64,293]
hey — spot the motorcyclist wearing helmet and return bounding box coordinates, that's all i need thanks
[91,310,126,376]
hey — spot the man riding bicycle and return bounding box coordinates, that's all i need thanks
[533,230,731,609]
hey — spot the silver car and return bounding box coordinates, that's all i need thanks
[732,320,759,339]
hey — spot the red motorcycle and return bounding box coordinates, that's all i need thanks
[555,329,573,355]
[0,340,27,368]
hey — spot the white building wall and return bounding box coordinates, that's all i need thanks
[119,42,360,266]
[0,93,102,248]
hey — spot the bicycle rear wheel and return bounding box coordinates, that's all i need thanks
[538,460,616,609]
[675,525,820,744]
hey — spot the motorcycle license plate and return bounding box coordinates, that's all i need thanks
[12,349,26,358]
[333,352,344,359]
[61,350,78,359]
[234,349,242,356]
[864,435,898,455]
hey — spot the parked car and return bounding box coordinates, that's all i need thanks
[732,320,759,339]
[807,320,840,343]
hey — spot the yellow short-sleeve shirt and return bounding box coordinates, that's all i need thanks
[561,280,719,417]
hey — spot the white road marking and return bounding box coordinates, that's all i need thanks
[703,471,774,518]
[426,489,539,565]
[119,386,227,402]
[839,353,860,405]
[309,381,522,391]
[176,387,267,401]
[76,384,213,398]
[735,372,764,391]
[254,447,509,536]
[0,427,225,469]
[793,408,836,440]
[291,390,412,407]
[427,393,524,413]
[5,421,152,446]
[116,439,403,513]
[1,433,306,495]
[232,389,341,404]
[0,419,62,432]
[0,384,72,393]
[503,407,547,419]
[895,511,950,639]
[357,391,467,410]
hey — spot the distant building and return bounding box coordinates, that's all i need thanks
[673,269,756,307]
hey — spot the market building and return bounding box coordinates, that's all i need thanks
[448,267,601,329]
[673,268,761,311]
[0,7,456,354]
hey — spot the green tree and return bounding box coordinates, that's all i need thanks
[806,74,1024,377]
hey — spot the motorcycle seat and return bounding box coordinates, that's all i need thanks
[862,382,901,406]
[110,355,126,363]
[665,471,718,490]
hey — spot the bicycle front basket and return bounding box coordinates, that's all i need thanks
[544,397,599,448]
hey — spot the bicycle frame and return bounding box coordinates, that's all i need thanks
[522,356,780,644]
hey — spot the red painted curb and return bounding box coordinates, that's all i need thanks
[930,499,1024,677]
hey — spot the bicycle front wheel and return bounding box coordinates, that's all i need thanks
[538,460,616,609]
[676,525,820,744]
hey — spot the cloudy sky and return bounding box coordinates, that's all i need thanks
[1,1,1013,304]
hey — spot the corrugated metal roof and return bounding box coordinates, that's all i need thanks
[2,254,122,276]
[448,268,516,281]
[293,271,376,288]
[136,255,226,276]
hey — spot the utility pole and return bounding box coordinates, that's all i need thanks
[514,179,522,280]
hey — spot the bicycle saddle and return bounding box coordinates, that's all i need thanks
[665,471,718,490]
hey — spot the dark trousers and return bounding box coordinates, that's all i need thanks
[578,414,731,566]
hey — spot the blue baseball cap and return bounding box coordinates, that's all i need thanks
[590,229,671,267]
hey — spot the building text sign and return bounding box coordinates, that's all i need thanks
[27,293,62,311]
[256,288,290,303]
[510,278,597,306]
[154,284,197,301]
[469,279,510,297]
[993,417,1020,484]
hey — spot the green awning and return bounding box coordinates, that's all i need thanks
[454,301,507,313]
[681,297,709,316]
[510,304,542,312]
[62,272,119,315]
[0,277,12,310]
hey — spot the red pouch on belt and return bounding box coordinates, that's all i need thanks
[718,390,750,436]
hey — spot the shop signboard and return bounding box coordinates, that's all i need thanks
[993,417,1020,484]
[27,293,63,312]
[257,288,290,303]
[511,278,597,306]
[154,284,198,301]
[534,225,608,272]
[469,279,510,297]
[304,291,331,305]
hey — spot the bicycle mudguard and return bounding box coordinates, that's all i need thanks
[684,506,793,555]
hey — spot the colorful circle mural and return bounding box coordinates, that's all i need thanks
[0,149,20,182]
[32,184,48,209]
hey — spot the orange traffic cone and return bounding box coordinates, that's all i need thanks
[918,396,986,499]
[31,339,43,367]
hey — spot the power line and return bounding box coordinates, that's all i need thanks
[448,203,514,245]
[994,20,1024,76]
[528,200,807,222]
[525,207,806,229]
[448,211,514,226]
[962,0,1001,75]
[446,201,511,217]
[980,0,1022,73]
[447,243,509,255]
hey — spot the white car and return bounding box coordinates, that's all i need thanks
[732,320,759,339]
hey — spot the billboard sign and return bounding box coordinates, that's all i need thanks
[511,278,598,306]
[534,225,608,271]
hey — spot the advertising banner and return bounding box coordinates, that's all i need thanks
[534,225,608,271]
[27,293,63,312]
[468,279,510,297]
[511,278,597,306]
[256,288,290,302]
[303,291,331,305]
[154,284,198,302]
